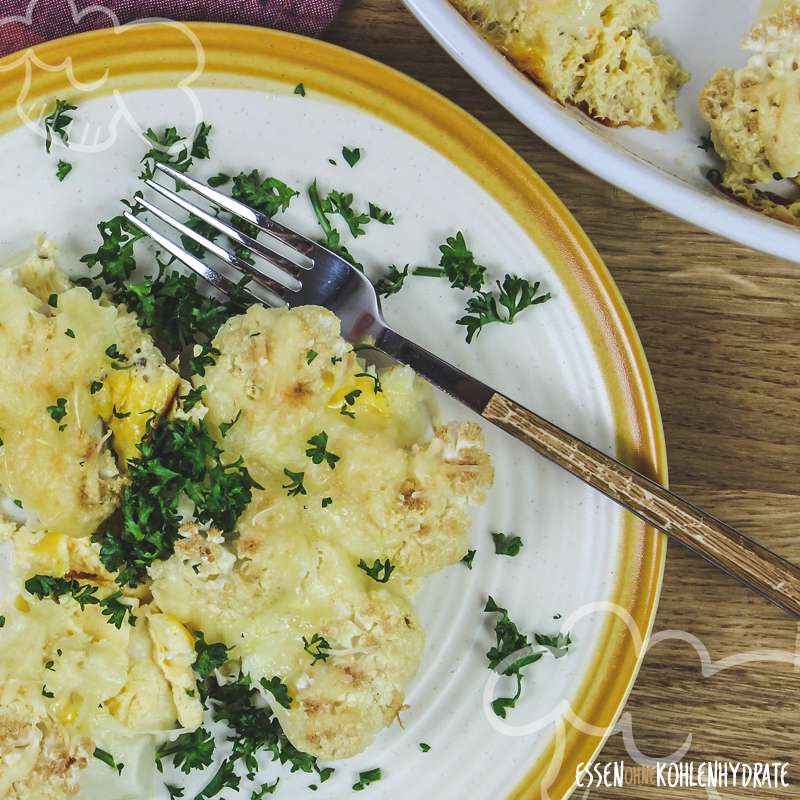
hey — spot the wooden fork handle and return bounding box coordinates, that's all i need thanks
[483,392,800,617]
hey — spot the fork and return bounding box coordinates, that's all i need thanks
[125,162,800,618]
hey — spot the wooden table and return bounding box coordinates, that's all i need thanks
[325,3,800,797]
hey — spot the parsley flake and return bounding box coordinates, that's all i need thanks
[282,468,307,497]
[461,549,476,569]
[458,274,551,343]
[43,99,76,153]
[374,264,409,298]
[192,630,231,679]
[302,633,332,665]
[90,380,103,394]
[56,160,73,181]
[368,202,394,224]
[342,146,361,167]
[353,767,382,790]
[219,409,242,438]
[94,747,124,774]
[306,349,318,364]
[156,728,215,774]
[492,532,523,557]
[419,742,431,752]
[294,83,306,96]
[357,558,394,583]
[207,172,230,187]
[46,397,67,424]
[260,676,292,709]
[48,293,58,307]
[306,431,340,469]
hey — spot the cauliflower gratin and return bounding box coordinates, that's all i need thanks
[450,0,687,129]
[699,0,800,224]
[0,241,493,799]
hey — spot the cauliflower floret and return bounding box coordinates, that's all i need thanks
[699,0,800,222]
[0,700,91,800]
[272,589,424,760]
[451,0,687,129]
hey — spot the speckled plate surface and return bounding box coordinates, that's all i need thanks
[0,23,666,799]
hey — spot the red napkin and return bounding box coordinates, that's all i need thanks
[0,0,342,58]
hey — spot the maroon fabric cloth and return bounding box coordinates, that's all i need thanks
[0,0,341,57]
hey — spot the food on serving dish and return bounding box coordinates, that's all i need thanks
[699,0,800,224]
[0,243,492,798]
[449,0,688,129]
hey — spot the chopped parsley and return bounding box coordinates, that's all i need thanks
[419,742,431,752]
[165,786,185,800]
[190,122,212,160]
[56,160,72,181]
[230,169,298,231]
[0,616,4,628]
[156,728,215,774]
[207,172,230,187]
[92,418,261,587]
[180,384,206,411]
[324,190,371,237]
[25,575,136,628]
[105,343,127,363]
[306,349,318,364]
[321,496,333,508]
[342,146,361,167]
[190,343,221,376]
[90,380,103,394]
[195,758,239,799]
[461,549,476,569]
[43,99,76,152]
[282,468,306,497]
[414,231,486,291]
[42,686,54,698]
[94,747,124,775]
[534,631,572,659]
[492,532,523,557]
[339,388,361,418]
[253,779,280,797]
[353,767,382,791]
[368,202,394,225]
[355,371,382,393]
[374,264,409,298]
[219,409,242,438]
[306,431,340,469]
[192,630,232,679]
[139,124,208,180]
[112,406,131,419]
[260,676,292,709]
[484,596,543,718]
[46,397,67,424]
[294,83,306,96]
[308,180,362,268]
[13,499,22,508]
[64,328,75,338]
[45,660,55,671]
[458,275,551,343]
[48,293,58,307]
[357,558,394,583]
[302,633,331,665]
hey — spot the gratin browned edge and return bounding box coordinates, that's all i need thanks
[0,24,667,800]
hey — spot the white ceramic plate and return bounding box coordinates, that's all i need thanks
[403,0,799,262]
[0,24,665,799]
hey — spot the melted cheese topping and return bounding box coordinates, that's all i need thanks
[0,253,494,793]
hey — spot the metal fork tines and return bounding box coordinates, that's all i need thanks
[126,162,387,343]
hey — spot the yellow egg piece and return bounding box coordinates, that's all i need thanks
[328,374,388,416]
[29,532,69,577]
[94,367,180,466]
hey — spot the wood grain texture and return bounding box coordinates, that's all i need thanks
[324,3,800,797]
[483,391,800,616]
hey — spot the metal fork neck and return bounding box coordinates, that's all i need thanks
[376,327,494,414]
